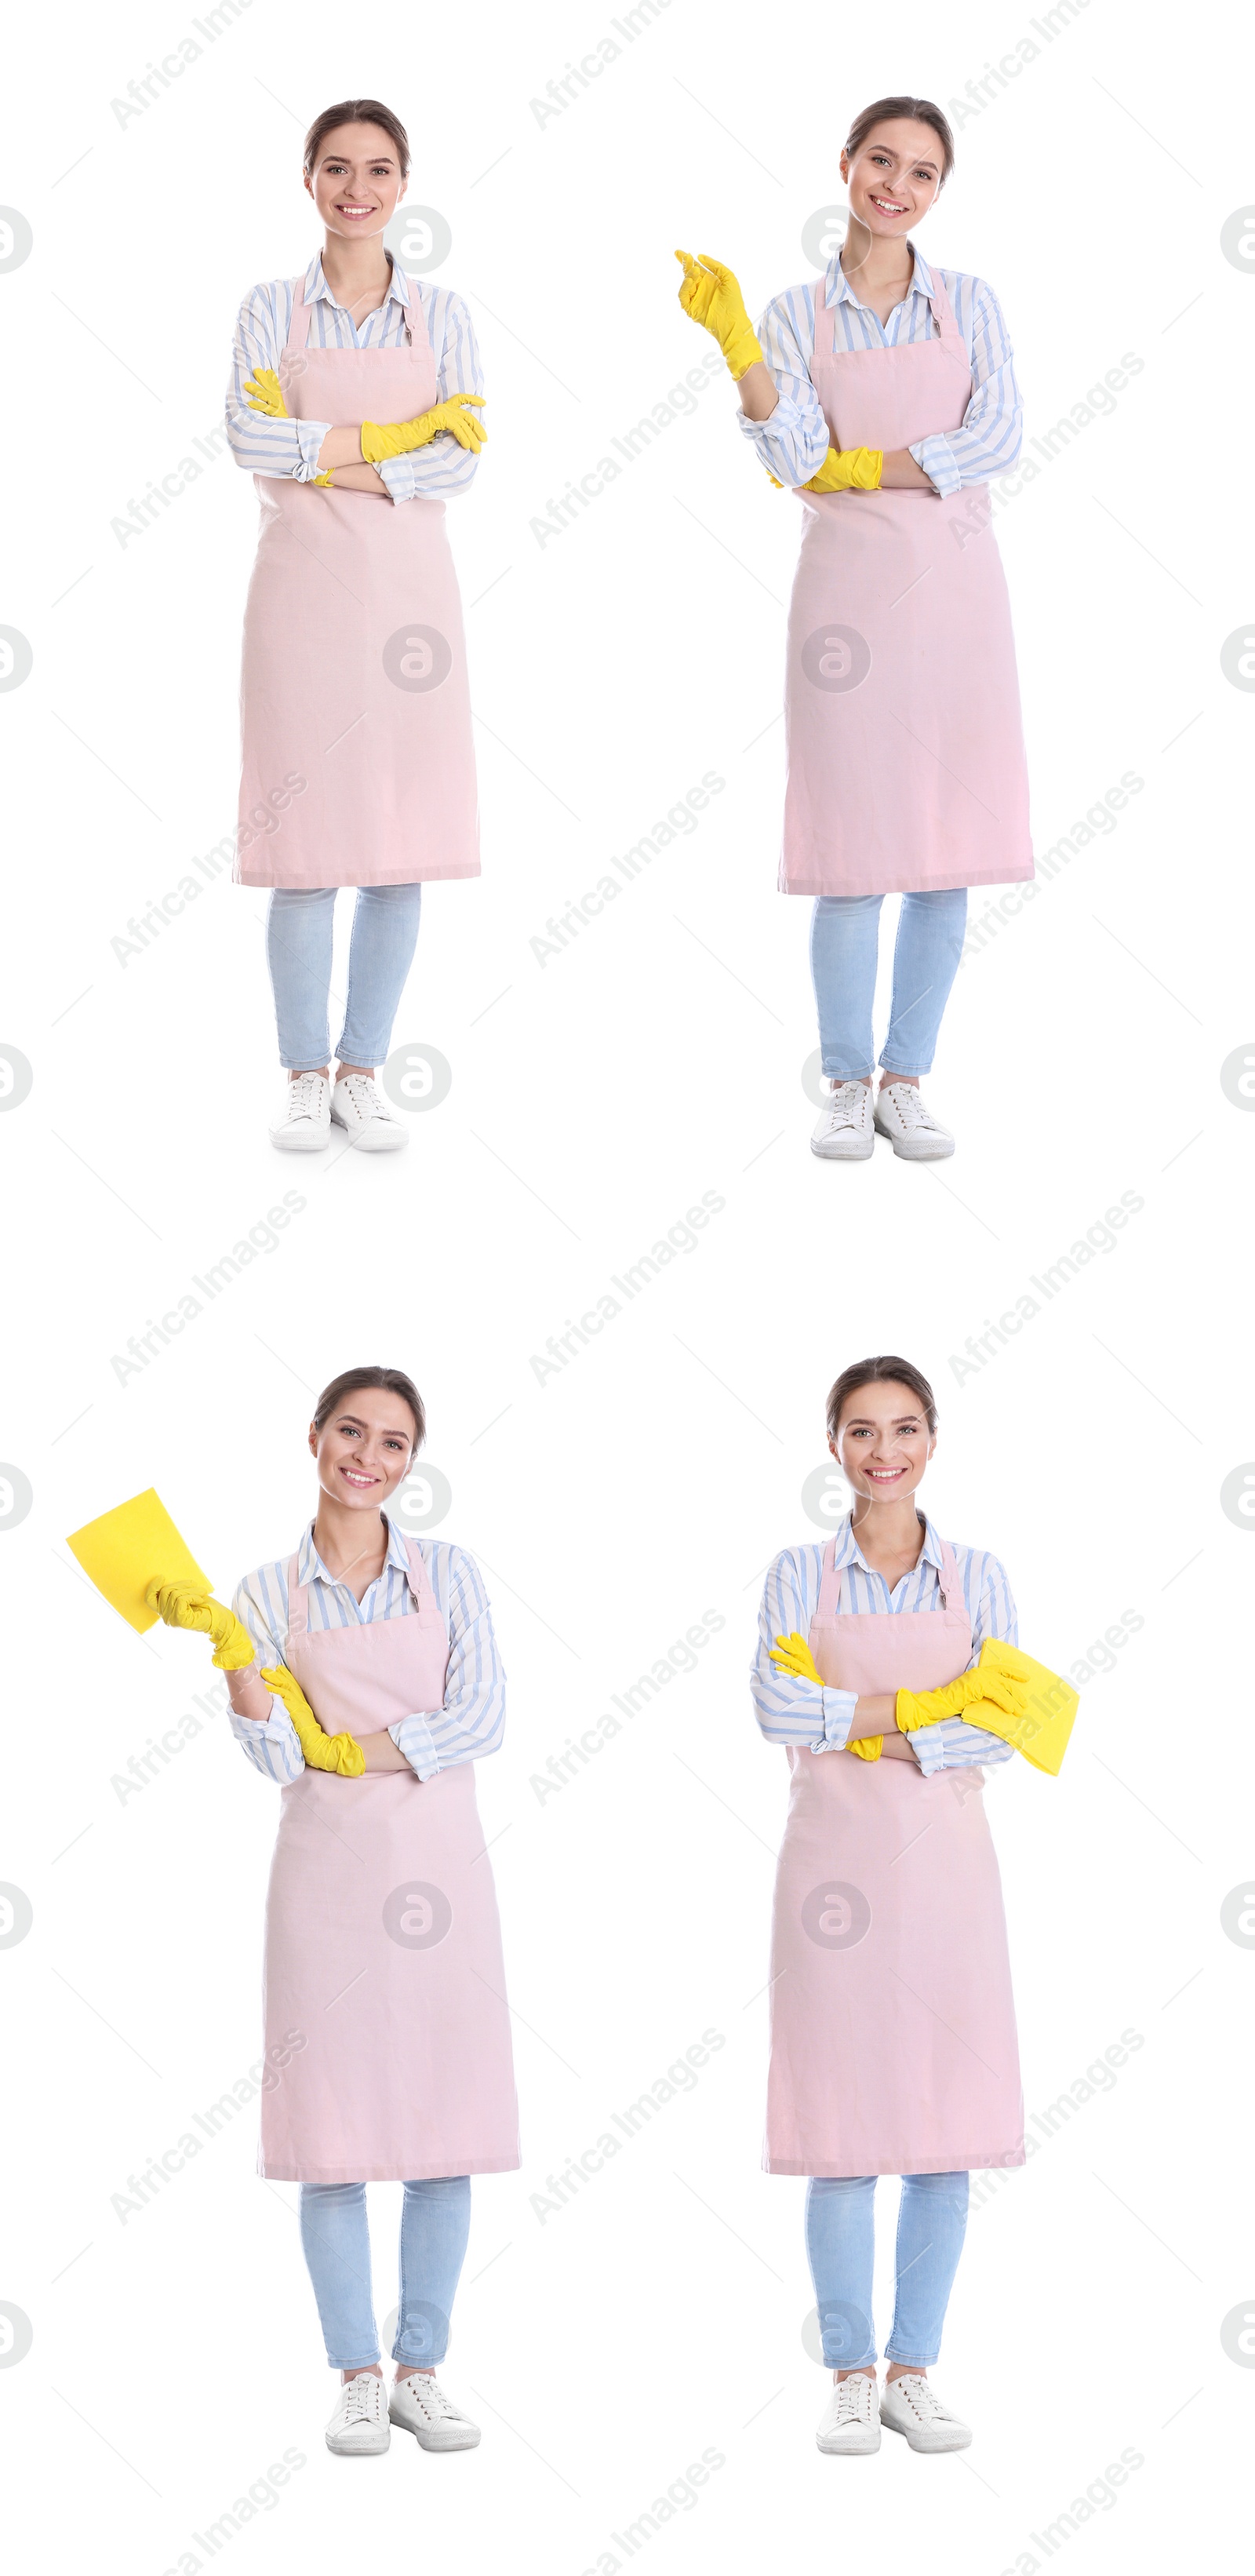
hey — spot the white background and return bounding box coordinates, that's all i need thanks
[2,2,1252,2568]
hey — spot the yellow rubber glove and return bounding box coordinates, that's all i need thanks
[896,1660,1028,1735]
[804,444,883,494]
[145,1578,258,1671]
[360,392,486,464]
[769,1632,885,1761]
[958,1641,1080,1775]
[242,369,333,482]
[259,1663,366,1778]
[769,1630,822,1685]
[242,366,288,418]
[675,250,763,381]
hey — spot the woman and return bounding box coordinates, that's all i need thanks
[678,97,1032,1163]
[227,100,485,1154]
[751,1354,1028,2456]
[149,1365,518,2458]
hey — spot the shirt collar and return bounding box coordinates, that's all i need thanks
[304,250,413,312]
[824,241,933,312]
[298,1510,415,1591]
[832,1511,943,1575]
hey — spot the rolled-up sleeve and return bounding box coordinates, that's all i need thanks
[226,280,329,484]
[736,286,831,488]
[389,1546,505,1777]
[910,278,1022,497]
[227,1573,304,1783]
[911,1551,1017,1776]
[379,290,485,506]
[751,1549,854,1752]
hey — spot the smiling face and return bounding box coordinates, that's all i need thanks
[829,1378,936,1504]
[838,118,944,242]
[308,1389,418,1514]
[304,122,407,245]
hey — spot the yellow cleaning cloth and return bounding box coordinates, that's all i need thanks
[971,1643,1079,1776]
[67,1489,209,1634]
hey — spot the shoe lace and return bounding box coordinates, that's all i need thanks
[400,2371,455,2416]
[342,2374,380,2419]
[886,1085,937,1130]
[341,1074,397,1119]
[835,2374,873,2418]
[825,1081,867,1128]
[893,2373,940,2414]
[288,1073,325,1113]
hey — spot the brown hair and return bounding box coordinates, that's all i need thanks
[303,100,411,180]
[826,1355,938,1442]
[312,1366,425,1449]
[844,96,955,185]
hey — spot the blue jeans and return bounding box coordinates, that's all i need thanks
[298,2177,471,2370]
[810,889,967,1079]
[266,884,422,1071]
[806,2172,969,2369]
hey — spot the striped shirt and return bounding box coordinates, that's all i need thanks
[751,1516,1017,1775]
[226,253,484,506]
[229,1515,505,1785]
[738,246,1021,499]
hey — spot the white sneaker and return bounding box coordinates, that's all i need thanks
[330,1073,409,1153]
[325,2369,391,2456]
[811,1079,875,1161]
[389,2370,481,2452]
[817,2370,881,2455]
[270,1071,331,1152]
[879,2371,971,2452]
[873,1081,955,1161]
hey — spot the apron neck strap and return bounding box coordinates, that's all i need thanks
[286,1550,307,1634]
[400,1532,433,1609]
[285,254,417,351]
[934,1536,961,1609]
[824,1527,854,1615]
[388,253,415,343]
[816,257,955,343]
[922,274,957,342]
[285,268,314,355]
[825,1523,962,1612]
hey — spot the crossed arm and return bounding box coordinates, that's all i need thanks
[736,354,932,487]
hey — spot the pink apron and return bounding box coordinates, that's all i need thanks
[237,265,480,889]
[765,1535,1024,2177]
[780,268,1033,897]
[260,1537,519,2183]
